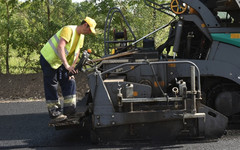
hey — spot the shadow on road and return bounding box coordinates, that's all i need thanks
[0,113,90,149]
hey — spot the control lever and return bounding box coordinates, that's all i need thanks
[69,49,91,76]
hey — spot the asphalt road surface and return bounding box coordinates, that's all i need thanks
[1,100,240,150]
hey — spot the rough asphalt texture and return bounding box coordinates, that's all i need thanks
[1,101,240,149]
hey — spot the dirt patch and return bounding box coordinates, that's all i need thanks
[0,72,89,101]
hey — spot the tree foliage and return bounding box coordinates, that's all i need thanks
[0,0,172,74]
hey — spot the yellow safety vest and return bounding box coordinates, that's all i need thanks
[40,25,84,69]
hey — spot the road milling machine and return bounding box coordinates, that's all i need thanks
[50,0,240,143]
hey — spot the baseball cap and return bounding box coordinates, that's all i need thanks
[84,17,97,34]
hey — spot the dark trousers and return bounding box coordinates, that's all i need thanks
[40,55,76,117]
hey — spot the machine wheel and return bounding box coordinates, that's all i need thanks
[207,83,240,116]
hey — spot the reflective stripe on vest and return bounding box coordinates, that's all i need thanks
[48,34,69,57]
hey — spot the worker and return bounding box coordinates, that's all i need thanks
[40,17,97,123]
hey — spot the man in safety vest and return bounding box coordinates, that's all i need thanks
[40,17,96,123]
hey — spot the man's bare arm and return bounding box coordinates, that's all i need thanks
[57,38,76,74]
[72,49,81,66]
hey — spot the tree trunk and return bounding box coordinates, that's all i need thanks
[6,2,10,74]
[46,0,50,27]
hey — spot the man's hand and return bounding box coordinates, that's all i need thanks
[69,75,75,80]
[65,64,77,75]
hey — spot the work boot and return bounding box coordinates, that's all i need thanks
[49,114,67,124]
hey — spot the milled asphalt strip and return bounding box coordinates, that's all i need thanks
[0,99,45,103]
